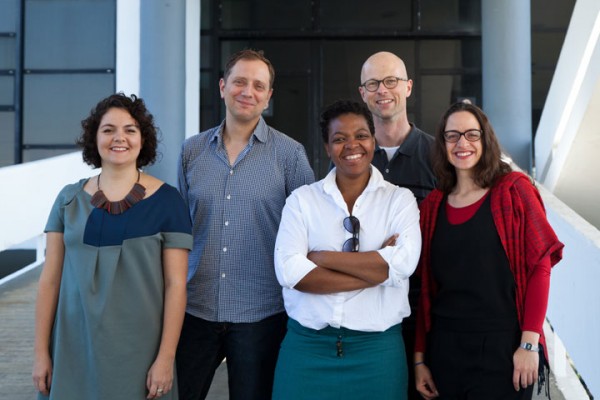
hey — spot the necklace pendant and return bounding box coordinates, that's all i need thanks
[91,183,146,215]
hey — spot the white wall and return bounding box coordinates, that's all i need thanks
[553,77,600,229]
[535,0,600,189]
[539,183,600,397]
[0,152,95,252]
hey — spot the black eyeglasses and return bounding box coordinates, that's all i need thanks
[342,216,360,252]
[361,76,408,92]
[443,129,482,143]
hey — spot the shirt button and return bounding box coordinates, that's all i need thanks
[226,194,231,200]
[223,247,227,252]
[224,221,229,226]
[230,169,234,175]
[221,273,226,278]
[385,169,390,173]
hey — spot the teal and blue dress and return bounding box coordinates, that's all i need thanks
[39,179,192,400]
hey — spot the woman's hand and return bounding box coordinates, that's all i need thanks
[33,232,64,397]
[32,352,53,395]
[146,247,186,398]
[512,347,539,390]
[306,232,398,264]
[415,363,439,399]
[381,233,399,248]
[146,356,174,399]
[513,330,540,390]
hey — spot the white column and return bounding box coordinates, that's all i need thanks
[139,0,191,185]
[482,0,532,172]
[116,0,141,95]
[185,0,200,139]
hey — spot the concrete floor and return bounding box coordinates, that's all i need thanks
[0,266,566,400]
[204,361,563,400]
[206,362,228,400]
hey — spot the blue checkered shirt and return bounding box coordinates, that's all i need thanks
[178,118,315,323]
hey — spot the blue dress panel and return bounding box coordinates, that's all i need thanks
[39,179,192,400]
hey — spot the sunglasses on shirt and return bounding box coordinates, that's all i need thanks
[342,216,360,252]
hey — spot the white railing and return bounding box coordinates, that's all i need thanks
[0,152,95,284]
[539,183,600,398]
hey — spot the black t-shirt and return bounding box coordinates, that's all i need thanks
[371,124,436,204]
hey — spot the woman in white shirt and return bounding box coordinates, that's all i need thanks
[272,100,421,400]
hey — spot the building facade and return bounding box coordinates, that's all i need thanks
[1,0,574,177]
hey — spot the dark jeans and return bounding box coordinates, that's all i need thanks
[176,312,287,400]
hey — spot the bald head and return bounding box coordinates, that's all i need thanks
[358,51,413,130]
[360,52,408,84]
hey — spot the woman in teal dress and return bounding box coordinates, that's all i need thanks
[32,93,192,400]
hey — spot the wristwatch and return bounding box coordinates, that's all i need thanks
[519,342,539,352]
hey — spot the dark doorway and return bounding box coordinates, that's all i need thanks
[200,0,482,178]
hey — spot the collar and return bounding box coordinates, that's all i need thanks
[375,123,420,157]
[209,117,269,145]
[323,165,387,196]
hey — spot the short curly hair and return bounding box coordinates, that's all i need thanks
[77,93,158,168]
[433,101,512,193]
[319,100,375,143]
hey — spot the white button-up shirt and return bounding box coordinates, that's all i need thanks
[275,167,421,332]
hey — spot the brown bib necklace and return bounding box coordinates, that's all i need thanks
[90,170,146,215]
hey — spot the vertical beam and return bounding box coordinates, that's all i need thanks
[117,0,199,182]
[14,0,25,164]
[185,0,200,139]
[139,0,187,185]
[482,0,532,172]
[116,0,141,95]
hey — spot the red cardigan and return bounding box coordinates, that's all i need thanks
[415,172,564,356]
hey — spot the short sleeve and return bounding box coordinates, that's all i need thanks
[163,232,193,250]
[45,193,65,233]
[161,184,193,250]
[44,181,85,233]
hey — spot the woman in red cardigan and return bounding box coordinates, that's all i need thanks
[414,102,564,400]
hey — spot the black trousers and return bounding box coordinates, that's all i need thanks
[426,324,534,400]
[405,274,421,399]
[176,312,287,400]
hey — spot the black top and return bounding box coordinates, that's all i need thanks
[371,124,436,204]
[430,195,517,332]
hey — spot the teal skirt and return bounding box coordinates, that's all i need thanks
[272,319,407,400]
